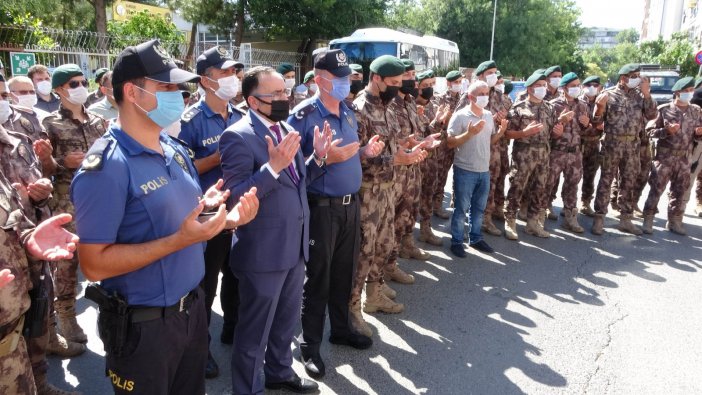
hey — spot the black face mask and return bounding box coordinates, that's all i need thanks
[400,79,415,95]
[380,85,400,104]
[410,88,419,98]
[350,80,364,95]
[257,98,289,122]
[420,87,434,100]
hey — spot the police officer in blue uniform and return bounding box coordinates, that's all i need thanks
[179,45,246,378]
[70,39,258,395]
[287,49,384,378]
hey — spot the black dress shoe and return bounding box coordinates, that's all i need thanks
[329,333,373,349]
[301,354,326,378]
[220,326,234,345]
[265,374,319,393]
[470,240,495,253]
[205,351,219,379]
[450,244,468,258]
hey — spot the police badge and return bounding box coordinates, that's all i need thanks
[174,152,189,172]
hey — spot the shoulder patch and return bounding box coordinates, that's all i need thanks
[169,136,195,159]
[181,106,202,123]
[82,136,113,171]
[294,102,317,120]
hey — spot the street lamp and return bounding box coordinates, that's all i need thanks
[490,0,497,60]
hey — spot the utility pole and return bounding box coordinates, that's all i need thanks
[490,0,497,60]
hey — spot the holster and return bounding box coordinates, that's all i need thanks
[85,283,130,357]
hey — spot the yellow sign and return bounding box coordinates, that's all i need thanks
[112,0,172,22]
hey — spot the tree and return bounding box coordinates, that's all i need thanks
[616,28,639,44]
[107,10,186,55]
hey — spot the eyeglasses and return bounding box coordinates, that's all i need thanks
[67,80,88,88]
[12,90,36,95]
[254,91,288,100]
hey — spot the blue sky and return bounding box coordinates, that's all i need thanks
[576,0,646,30]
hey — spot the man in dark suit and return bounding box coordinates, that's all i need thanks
[219,66,333,395]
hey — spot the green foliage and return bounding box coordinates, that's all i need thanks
[0,0,95,31]
[616,28,639,44]
[167,0,240,36]
[107,10,185,55]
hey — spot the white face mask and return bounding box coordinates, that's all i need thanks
[475,95,489,108]
[549,77,561,89]
[309,83,318,93]
[567,87,582,98]
[450,83,462,93]
[284,78,296,90]
[679,92,694,104]
[494,83,505,93]
[532,86,547,100]
[210,75,239,100]
[197,86,206,98]
[36,80,52,96]
[66,86,89,105]
[626,77,641,89]
[15,94,38,109]
[0,101,10,124]
[485,74,498,87]
[585,86,598,97]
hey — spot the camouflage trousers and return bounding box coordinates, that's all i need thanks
[594,142,640,215]
[683,141,702,207]
[495,142,510,210]
[49,196,79,302]
[0,336,35,395]
[419,153,441,227]
[27,261,52,376]
[643,155,691,217]
[547,150,583,210]
[389,165,421,266]
[433,144,455,208]
[611,143,651,206]
[484,143,502,216]
[580,140,601,202]
[505,145,550,220]
[351,181,395,304]
[697,170,702,205]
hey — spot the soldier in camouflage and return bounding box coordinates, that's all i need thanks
[493,72,513,224]
[579,76,604,216]
[42,64,105,345]
[642,77,702,235]
[591,63,657,235]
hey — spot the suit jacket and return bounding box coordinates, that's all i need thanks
[220,111,323,272]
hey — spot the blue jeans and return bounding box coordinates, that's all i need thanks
[450,166,490,246]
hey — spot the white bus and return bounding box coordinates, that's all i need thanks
[329,28,459,74]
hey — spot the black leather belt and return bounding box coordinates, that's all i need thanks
[307,193,356,207]
[129,290,197,323]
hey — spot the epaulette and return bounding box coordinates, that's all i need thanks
[231,105,246,116]
[292,102,317,120]
[657,102,671,111]
[181,105,202,123]
[81,136,113,171]
[169,136,195,159]
[10,105,34,115]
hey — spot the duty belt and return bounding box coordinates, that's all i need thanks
[656,146,688,157]
[0,315,25,357]
[129,290,197,324]
[308,193,356,207]
[551,145,580,153]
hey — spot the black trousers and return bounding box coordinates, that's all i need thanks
[201,232,239,334]
[299,196,360,357]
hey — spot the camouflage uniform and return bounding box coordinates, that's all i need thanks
[579,95,602,205]
[434,91,461,209]
[495,94,514,215]
[506,99,557,219]
[417,97,443,227]
[3,106,49,143]
[592,85,657,216]
[0,171,37,395]
[547,96,589,210]
[484,89,511,218]
[643,102,702,217]
[351,90,398,302]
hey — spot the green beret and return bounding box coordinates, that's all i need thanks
[94,67,109,84]
[582,76,601,85]
[276,63,295,75]
[496,71,503,79]
[559,72,579,87]
[303,70,315,83]
[475,60,497,76]
[445,70,461,82]
[672,76,694,92]
[52,64,84,89]
[401,59,415,71]
[544,65,561,76]
[695,77,702,89]
[504,80,514,95]
[369,55,406,77]
[349,64,363,74]
[525,72,547,87]
[534,68,546,76]
[618,63,640,75]
[417,70,433,82]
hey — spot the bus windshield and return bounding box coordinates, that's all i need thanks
[331,42,397,62]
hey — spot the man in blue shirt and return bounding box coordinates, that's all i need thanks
[287,49,384,379]
[179,45,246,377]
[71,39,258,395]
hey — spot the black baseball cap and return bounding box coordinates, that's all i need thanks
[112,39,199,86]
[196,46,237,75]
[234,62,245,70]
[313,49,351,78]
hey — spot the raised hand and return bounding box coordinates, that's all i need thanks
[420,133,442,150]
[695,126,702,136]
[552,122,564,138]
[312,121,335,159]
[558,109,575,124]
[524,121,544,136]
[227,187,259,229]
[578,114,590,127]
[0,269,15,288]
[32,139,53,162]
[595,92,609,107]
[666,122,681,135]
[361,135,385,159]
[202,179,231,210]
[177,200,227,245]
[25,214,80,261]
[467,119,487,135]
[326,139,360,165]
[394,141,427,166]
[265,131,300,174]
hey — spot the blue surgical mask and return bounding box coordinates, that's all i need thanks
[134,86,185,128]
[322,76,351,101]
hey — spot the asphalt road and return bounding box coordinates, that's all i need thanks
[49,181,702,394]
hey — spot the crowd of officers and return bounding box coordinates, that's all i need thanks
[1,38,702,395]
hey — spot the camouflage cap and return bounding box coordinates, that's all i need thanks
[475,60,497,76]
[276,63,295,75]
[525,72,547,87]
[559,72,579,87]
[369,55,405,77]
[618,63,640,75]
[303,70,315,83]
[544,65,561,77]
[401,59,415,72]
[445,70,462,82]
[504,80,514,95]
[582,76,601,85]
[672,76,694,92]
[52,64,84,89]
[349,64,363,74]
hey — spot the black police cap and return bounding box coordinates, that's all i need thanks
[112,39,199,86]
[314,49,351,78]
[196,46,237,75]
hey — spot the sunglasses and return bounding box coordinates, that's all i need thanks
[67,80,88,88]
[12,90,36,95]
